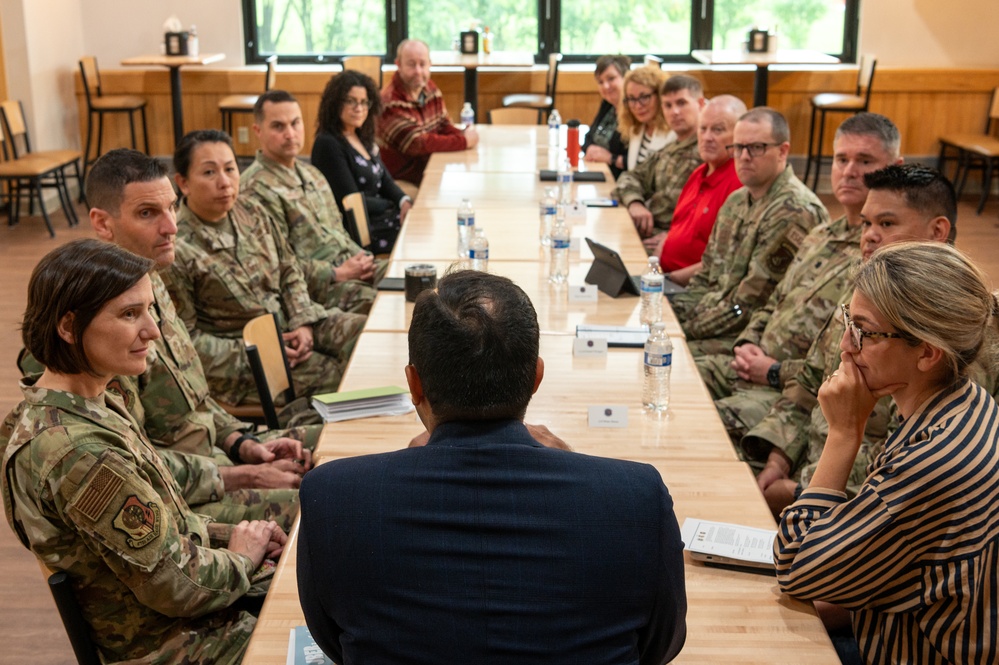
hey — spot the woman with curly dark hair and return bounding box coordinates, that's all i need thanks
[312,70,411,253]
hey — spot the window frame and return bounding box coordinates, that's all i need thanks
[242,0,859,66]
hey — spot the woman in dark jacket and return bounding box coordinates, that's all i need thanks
[582,55,630,179]
[312,70,412,253]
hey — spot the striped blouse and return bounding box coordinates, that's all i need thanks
[775,378,999,664]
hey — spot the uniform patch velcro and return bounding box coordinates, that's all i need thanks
[74,465,125,522]
[112,496,161,548]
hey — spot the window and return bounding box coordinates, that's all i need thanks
[242,0,858,64]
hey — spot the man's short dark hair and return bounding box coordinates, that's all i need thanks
[253,89,298,123]
[739,107,790,144]
[662,74,703,98]
[85,149,168,216]
[22,238,154,376]
[408,270,540,423]
[174,129,234,177]
[864,164,958,239]
[835,112,900,159]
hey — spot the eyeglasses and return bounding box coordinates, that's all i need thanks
[344,98,372,109]
[726,142,780,158]
[841,304,906,351]
[624,93,655,106]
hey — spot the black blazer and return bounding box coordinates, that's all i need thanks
[298,419,687,665]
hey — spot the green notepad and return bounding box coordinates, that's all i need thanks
[311,386,414,423]
[312,385,408,404]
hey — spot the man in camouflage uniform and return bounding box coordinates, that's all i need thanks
[2,380,283,664]
[613,74,704,253]
[163,130,366,407]
[742,164,956,516]
[88,149,321,532]
[241,90,389,314]
[670,108,829,353]
[696,114,902,442]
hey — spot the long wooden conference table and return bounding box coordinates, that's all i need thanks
[242,126,839,664]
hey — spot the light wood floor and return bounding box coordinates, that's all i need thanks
[1,195,997,663]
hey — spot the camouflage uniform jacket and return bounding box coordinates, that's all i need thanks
[163,199,327,403]
[612,133,701,232]
[140,271,248,455]
[671,165,829,340]
[734,215,861,386]
[1,381,256,664]
[240,151,363,289]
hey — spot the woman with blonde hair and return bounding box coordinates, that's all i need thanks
[616,65,669,171]
[775,241,999,664]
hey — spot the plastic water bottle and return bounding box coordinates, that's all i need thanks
[643,322,673,414]
[548,109,562,147]
[538,187,557,247]
[639,256,665,325]
[468,227,489,271]
[460,102,475,128]
[556,156,573,205]
[548,213,570,285]
[456,198,475,258]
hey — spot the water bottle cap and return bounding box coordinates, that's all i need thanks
[652,322,666,331]
[648,256,660,266]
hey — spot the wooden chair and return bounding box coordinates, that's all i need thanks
[804,55,877,191]
[243,312,295,430]
[342,55,383,89]
[938,87,999,214]
[78,56,148,182]
[488,107,541,125]
[342,192,372,249]
[501,52,562,123]
[0,100,82,236]
[45,570,102,665]
[218,55,278,136]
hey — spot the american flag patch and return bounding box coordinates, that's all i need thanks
[74,465,125,522]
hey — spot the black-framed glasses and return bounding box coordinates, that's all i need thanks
[726,142,780,158]
[841,304,906,351]
[344,98,372,109]
[624,92,655,106]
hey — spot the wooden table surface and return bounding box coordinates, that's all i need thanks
[367,260,683,337]
[389,205,645,264]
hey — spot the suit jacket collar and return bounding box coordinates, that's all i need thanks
[427,419,543,449]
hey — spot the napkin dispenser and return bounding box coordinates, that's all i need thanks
[165,31,191,56]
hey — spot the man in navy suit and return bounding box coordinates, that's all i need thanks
[297,270,687,664]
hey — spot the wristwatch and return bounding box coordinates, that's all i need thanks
[767,361,782,389]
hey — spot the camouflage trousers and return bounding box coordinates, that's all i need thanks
[259,423,323,450]
[193,488,299,533]
[684,336,738,360]
[696,352,780,445]
[119,608,256,665]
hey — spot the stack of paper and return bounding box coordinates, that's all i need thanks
[311,385,414,423]
[680,517,777,571]
[576,324,649,348]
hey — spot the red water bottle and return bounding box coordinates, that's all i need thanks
[566,119,580,169]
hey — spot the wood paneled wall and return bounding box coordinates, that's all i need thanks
[75,66,999,160]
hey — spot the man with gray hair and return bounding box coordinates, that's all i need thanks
[697,113,903,443]
[671,107,829,349]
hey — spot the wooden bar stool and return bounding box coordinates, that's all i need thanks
[804,55,877,191]
[502,53,562,124]
[78,56,148,183]
[938,87,999,214]
[219,55,278,136]
[342,55,383,89]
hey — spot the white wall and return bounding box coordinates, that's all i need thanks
[860,0,999,67]
[80,0,245,69]
[0,0,85,150]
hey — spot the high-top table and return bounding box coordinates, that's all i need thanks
[430,50,535,115]
[121,52,225,145]
[691,49,839,108]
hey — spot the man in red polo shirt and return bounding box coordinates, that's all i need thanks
[655,95,746,284]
